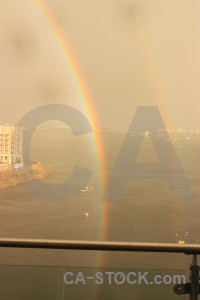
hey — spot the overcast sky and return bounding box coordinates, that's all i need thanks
[1,0,200,130]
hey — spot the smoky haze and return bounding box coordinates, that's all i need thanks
[0,0,200,130]
[1,4,200,294]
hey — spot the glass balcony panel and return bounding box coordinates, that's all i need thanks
[0,265,186,300]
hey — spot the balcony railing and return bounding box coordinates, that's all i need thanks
[0,238,199,254]
[0,238,200,299]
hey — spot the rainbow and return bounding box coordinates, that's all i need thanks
[33,4,110,298]
[135,16,174,129]
[34,0,109,244]
[32,5,186,297]
[135,16,185,238]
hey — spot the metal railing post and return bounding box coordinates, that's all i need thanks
[190,255,199,300]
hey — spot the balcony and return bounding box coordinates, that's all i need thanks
[0,238,199,299]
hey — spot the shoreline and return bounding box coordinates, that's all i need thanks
[0,162,55,189]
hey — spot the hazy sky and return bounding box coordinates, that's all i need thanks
[1,0,200,130]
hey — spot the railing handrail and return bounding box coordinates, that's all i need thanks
[0,238,199,255]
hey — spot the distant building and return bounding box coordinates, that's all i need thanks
[0,125,23,165]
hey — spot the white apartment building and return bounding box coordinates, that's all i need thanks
[0,125,23,165]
